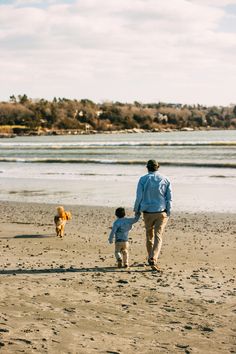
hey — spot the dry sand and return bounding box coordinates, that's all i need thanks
[0,201,235,354]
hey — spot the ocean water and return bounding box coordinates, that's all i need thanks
[0,130,235,212]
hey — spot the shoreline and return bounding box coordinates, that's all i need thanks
[0,200,235,353]
[1,172,236,213]
[0,126,235,138]
[0,199,236,214]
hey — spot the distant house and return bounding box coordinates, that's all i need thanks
[96,110,103,117]
[167,103,183,109]
[157,113,168,123]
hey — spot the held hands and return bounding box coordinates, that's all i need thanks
[108,239,113,244]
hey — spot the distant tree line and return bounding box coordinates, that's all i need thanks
[0,94,236,133]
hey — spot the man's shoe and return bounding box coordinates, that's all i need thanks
[148,258,155,266]
[117,259,122,268]
[151,264,161,272]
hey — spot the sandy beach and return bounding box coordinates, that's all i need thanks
[0,201,235,353]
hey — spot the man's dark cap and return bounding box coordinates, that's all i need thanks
[146,159,159,169]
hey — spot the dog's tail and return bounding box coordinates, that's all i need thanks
[65,211,72,220]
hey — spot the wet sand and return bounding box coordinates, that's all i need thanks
[0,201,235,353]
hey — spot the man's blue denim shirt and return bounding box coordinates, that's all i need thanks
[134,171,172,216]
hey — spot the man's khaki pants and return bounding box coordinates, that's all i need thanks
[143,212,169,263]
[115,241,129,266]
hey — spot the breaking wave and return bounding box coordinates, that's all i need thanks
[0,157,236,168]
[0,141,236,149]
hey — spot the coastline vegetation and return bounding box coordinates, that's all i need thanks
[0,94,236,136]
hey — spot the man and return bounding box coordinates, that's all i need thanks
[134,160,172,270]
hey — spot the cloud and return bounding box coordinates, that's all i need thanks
[193,0,236,7]
[14,0,43,5]
[0,0,235,105]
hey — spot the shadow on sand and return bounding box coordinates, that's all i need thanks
[14,234,55,239]
[0,234,56,240]
[0,264,156,276]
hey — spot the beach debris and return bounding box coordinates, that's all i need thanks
[201,326,214,332]
[176,344,190,349]
[116,279,129,284]
[0,328,9,333]
[184,325,193,330]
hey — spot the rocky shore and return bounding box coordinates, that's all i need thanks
[0,126,224,138]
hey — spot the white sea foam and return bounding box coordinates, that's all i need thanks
[0,141,236,149]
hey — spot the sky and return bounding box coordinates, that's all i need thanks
[0,0,236,106]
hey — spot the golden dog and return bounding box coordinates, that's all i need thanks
[54,206,72,238]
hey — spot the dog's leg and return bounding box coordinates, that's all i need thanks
[61,224,65,238]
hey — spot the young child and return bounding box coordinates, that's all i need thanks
[108,207,140,268]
